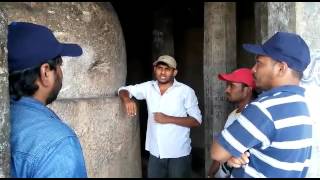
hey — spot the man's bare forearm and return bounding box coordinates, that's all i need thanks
[169,116,200,127]
[154,112,200,128]
[211,141,232,163]
[118,89,130,101]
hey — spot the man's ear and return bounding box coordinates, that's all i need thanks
[245,86,253,97]
[278,61,288,76]
[173,69,178,77]
[38,63,51,87]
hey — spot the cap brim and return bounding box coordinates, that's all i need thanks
[153,60,176,69]
[153,60,159,66]
[242,44,268,56]
[218,73,233,82]
[60,43,83,57]
[218,73,255,88]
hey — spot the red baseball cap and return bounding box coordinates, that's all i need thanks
[218,68,256,89]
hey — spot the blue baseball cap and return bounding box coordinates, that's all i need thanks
[243,32,310,72]
[8,21,82,72]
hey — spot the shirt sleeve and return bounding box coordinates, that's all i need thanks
[117,81,149,100]
[216,102,275,157]
[33,136,87,178]
[184,88,202,124]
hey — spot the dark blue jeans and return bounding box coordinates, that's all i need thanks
[148,154,192,178]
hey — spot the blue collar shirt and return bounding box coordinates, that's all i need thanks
[10,97,87,178]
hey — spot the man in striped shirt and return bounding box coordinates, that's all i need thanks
[207,68,256,178]
[211,32,313,178]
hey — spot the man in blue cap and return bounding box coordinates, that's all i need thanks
[211,32,313,177]
[8,22,87,178]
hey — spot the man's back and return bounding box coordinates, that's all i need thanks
[10,97,87,178]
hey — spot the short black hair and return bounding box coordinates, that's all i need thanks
[9,56,62,101]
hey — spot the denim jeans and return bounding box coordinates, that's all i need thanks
[148,154,192,178]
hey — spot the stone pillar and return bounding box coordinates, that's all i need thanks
[3,2,141,177]
[255,2,320,177]
[152,8,174,61]
[0,8,9,178]
[203,2,236,175]
[255,2,295,43]
[49,97,141,177]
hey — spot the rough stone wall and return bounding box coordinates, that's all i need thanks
[1,2,126,98]
[203,2,236,175]
[49,97,141,177]
[255,2,296,43]
[0,8,9,178]
[2,2,141,177]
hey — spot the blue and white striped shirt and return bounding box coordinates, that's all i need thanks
[217,85,312,178]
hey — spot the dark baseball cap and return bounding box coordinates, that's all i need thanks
[243,31,310,73]
[8,21,83,72]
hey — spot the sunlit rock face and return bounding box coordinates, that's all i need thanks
[4,2,126,99]
[3,2,141,177]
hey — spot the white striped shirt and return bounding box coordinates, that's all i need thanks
[217,85,312,178]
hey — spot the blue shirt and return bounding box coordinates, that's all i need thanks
[217,85,312,178]
[10,97,87,178]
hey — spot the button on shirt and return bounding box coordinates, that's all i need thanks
[118,79,202,159]
[10,97,87,178]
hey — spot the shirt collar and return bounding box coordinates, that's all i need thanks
[11,96,60,119]
[152,78,181,88]
[258,85,305,98]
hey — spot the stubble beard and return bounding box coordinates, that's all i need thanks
[46,77,62,105]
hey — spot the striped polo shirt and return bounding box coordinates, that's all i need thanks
[216,85,313,178]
